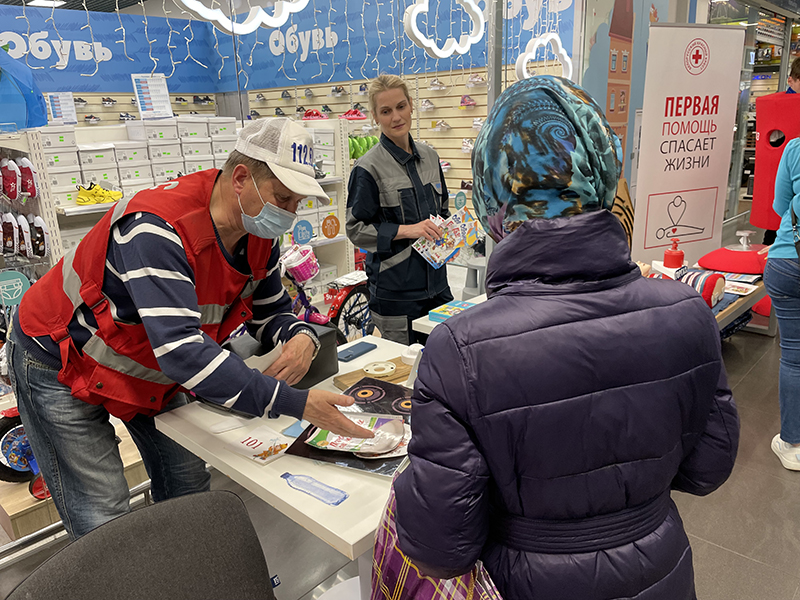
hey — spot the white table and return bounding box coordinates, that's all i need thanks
[411,294,487,335]
[155,336,405,600]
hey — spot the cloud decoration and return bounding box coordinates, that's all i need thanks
[175,0,310,35]
[515,32,573,81]
[404,0,485,60]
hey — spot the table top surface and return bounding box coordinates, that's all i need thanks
[412,280,767,334]
[155,335,405,560]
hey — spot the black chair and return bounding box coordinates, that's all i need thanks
[6,491,276,600]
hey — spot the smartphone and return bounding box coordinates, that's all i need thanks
[337,341,377,362]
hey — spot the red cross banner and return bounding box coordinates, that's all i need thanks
[631,24,746,265]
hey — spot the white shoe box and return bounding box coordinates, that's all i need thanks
[310,129,335,148]
[51,185,80,207]
[214,158,227,170]
[78,144,117,167]
[49,165,80,189]
[126,119,179,141]
[181,138,213,157]
[211,136,238,158]
[118,161,153,182]
[148,140,183,160]
[114,140,149,163]
[38,125,77,149]
[152,160,184,183]
[314,145,336,162]
[177,116,210,138]
[122,178,155,199]
[43,149,79,169]
[82,165,120,187]
[320,160,336,177]
[60,225,94,251]
[207,117,237,136]
[184,155,215,174]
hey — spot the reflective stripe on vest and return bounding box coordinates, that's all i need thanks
[82,336,174,385]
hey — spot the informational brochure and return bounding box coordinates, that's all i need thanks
[47,92,78,125]
[131,73,172,120]
[412,208,479,269]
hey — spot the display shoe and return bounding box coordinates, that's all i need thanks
[275,107,286,116]
[131,98,137,105]
[84,115,101,124]
[439,159,451,171]
[119,112,136,121]
[314,160,327,180]
[281,90,293,99]
[461,180,473,190]
[772,434,800,470]
[102,97,116,106]
[420,99,436,111]
[18,157,38,199]
[352,102,366,112]
[472,117,484,130]
[302,109,328,120]
[202,96,214,104]
[193,95,205,104]
[1,159,20,202]
[255,93,266,101]
[295,106,306,115]
[461,95,477,107]
[429,77,445,89]
[304,88,314,98]
[74,97,87,106]
[339,108,366,120]
[358,83,368,94]
[250,109,261,117]
[189,111,200,115]
[331,85,345,95]
[467,73,486,86]
[321,105,333,114]
[175,96,187,103]
[462,139,474,153]
[77,182,123,205]
[434,120,451,130]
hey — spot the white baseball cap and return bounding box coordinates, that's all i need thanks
[235,118,327,200]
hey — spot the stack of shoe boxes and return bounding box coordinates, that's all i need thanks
[114,140,154,198]
[208,117,238,171]
[78,144,119,191]
[310,128,337,178]
[126,119,183,184]
[40,125,81,208]
[178,117,214,175]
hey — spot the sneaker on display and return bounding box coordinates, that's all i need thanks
[321,105,333,113]
[467,73,486,86]
[302,109,328,121]
[417,139,436,150]
[74,97,87,106]
[101,97,116,106]
[772,434,800,470]
[461,95,477,107]
[339,108,366,120]
[295,106,306,114]
[420,99,436,111]
[462,138,474,153]
[275,107,286,116]
[189,111,200,115]
[119,112,136,121]
[439,159,451,171]
[2,213,17,254]
[84,115,101,124]
[19,157,38,199]
[77,182,122,205]
[29,215,49,257]
[434,120,451,130]
[429,77,445,89]
[175,97,187,103]
[281,90,293,99]
[255,93,266,101]
[472,117,484,130]
[314,160,327,179]
[250,109,261,117]
[331,85,345,95]
[461,180,473,190]
[304,88,314,98]
[131,98,137,105]
[193,95,203,104]
[353,102,366,112]
[358,83,368,94]
[1,159,21,202]
[202,96,214,104]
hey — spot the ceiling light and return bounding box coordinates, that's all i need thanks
[28,0,66,6]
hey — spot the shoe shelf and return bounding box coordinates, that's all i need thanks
[56,202,117,217]
[318,176,343,186]
[47,93,218,127]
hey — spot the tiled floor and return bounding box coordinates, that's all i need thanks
[1,330,796,599]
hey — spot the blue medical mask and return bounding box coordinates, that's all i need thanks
[238,174,296,239]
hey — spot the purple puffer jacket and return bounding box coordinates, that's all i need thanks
[394,210,739,600]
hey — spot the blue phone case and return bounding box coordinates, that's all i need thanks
[337,341,377,362]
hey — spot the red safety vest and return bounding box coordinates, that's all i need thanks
[18,171,274,421]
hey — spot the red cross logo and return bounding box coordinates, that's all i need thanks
[684,39,710,75]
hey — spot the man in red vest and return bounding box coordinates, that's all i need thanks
[8,118,371,539]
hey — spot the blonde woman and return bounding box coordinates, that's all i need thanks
[345,74,452,345]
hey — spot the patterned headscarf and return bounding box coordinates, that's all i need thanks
[472,76,623,242]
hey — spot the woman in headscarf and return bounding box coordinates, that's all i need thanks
[376,76,740,600]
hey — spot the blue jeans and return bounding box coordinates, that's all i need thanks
[765,258,800,443]
[7,337,210,540]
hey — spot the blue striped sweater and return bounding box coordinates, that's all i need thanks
[13,211,313,420]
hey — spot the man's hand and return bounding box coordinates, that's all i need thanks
[397,220,443,242]
[264,334,314,385]
[303,390,375,438]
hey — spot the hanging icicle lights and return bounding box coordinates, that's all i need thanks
[162,0,183,77]
[139,0,159,75]
[16,0,43,70]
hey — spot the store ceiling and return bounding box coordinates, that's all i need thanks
[0,0,142,11]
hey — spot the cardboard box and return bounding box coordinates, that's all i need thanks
[49,165,80,189]
[43,149,79,168]
[152,160,184,183]
[78,144,117,167]
[177,116,210,138]
[181,138,213,157]
[82,165,120,187]
[38,125,77,149]
[148,140,183,160]
[183,155,215,174]
[114,140,148,163]
[118,162,153,182]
